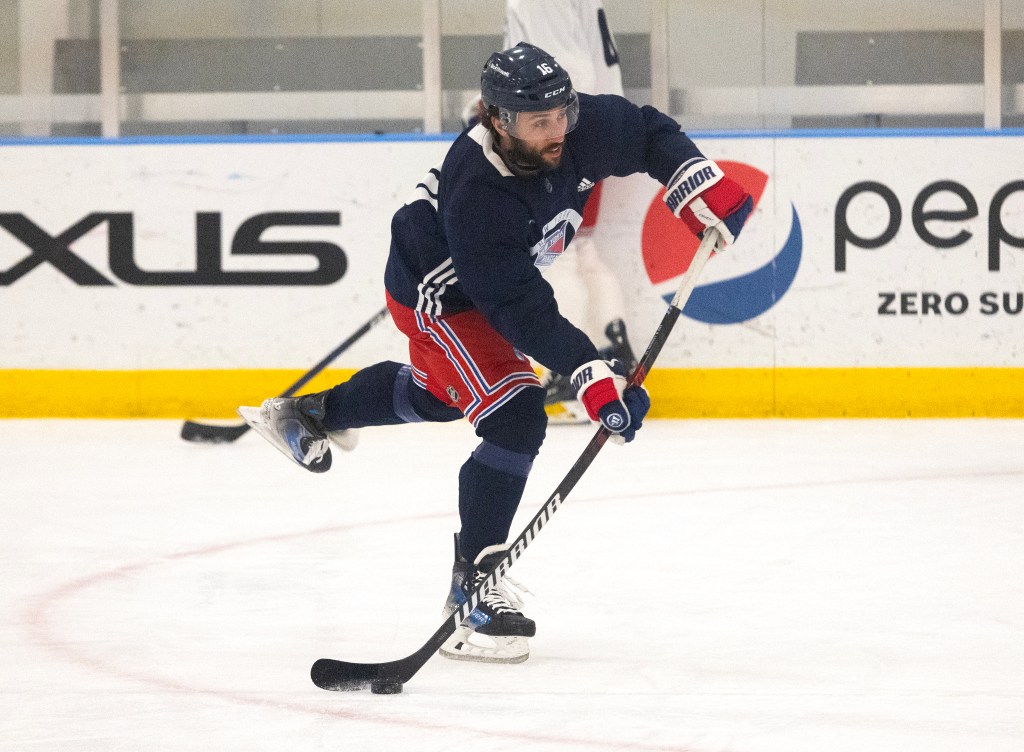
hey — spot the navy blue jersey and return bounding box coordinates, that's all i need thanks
[383,92,705,377]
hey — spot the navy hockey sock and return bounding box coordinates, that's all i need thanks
[322,361,460,430]
[456,387,547,561]
[457,443,531,564]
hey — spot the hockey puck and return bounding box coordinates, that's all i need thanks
[370,681,403,695]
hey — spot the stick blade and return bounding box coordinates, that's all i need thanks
[180,420,250,444]
[311,659,386,692]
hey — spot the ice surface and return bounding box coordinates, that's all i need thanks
[2,418,1022,751]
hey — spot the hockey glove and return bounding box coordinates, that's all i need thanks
[663,158,753,249]
[571,359,650,444]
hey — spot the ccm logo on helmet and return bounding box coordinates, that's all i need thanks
[544,86,566,98]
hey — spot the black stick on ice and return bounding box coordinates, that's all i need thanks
[180,306,389,444]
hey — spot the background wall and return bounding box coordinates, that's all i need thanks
[2,131,1022,418]
[4,1,1022,135]
[2,2,1021,419]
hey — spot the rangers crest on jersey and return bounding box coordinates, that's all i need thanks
[529,209,583,269]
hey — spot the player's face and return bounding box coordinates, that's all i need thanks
[516,106,572,141]
[495,107,571,171]
[514,110,568,168]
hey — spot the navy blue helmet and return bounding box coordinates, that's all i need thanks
[481,42,575,112]
[480,42,579,137]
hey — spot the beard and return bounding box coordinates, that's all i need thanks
[504,136,563,175]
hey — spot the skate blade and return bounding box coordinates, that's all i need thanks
[237,405,293,462]
[439,629,530,664]
[237,405,332,472]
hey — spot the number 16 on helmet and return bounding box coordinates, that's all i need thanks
[480,42,580,139]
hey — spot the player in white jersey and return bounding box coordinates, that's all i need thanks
[504,0,637,420]
[505,0,624,97]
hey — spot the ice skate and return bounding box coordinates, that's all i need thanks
[237,392,333,473]
[440,536,535,663]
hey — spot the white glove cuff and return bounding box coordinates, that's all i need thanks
[570,359,626,402]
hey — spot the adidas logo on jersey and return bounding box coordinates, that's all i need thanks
[577,178,595,192]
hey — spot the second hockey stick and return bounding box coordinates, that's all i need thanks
[311,229,719,693]
[180,306,390,444]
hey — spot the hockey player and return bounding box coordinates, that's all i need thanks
[240,43,752,664]
[504,0,639,421]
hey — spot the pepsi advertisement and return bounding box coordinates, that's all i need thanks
[2,132,1022,416]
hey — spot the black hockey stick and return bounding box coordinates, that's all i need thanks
[180,306,390,444]
[311,230,719,693]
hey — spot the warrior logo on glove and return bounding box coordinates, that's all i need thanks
[664,157,753,249]
[664,162,721,213]
[569,365,595,392]
[604,412,625,429]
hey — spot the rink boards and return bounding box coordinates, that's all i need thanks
[1,130,1022,417]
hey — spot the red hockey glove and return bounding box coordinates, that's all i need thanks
[663,158,753,249]
[571,359,650,443]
